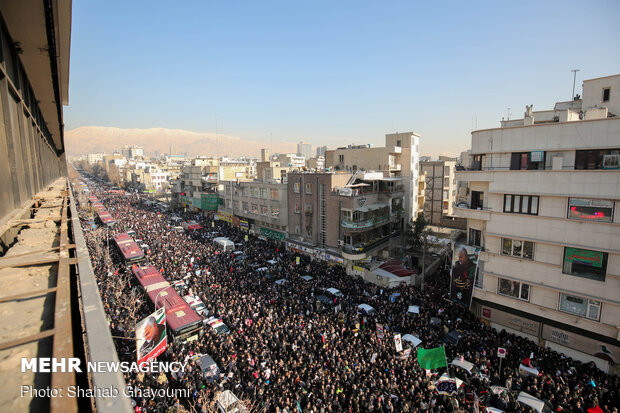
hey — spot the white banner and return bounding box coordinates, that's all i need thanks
[394,333,403,352]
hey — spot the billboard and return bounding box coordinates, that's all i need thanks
[136,307,167,366]
[449,243,480,308]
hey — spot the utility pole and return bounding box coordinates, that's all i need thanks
[571,69,580,100]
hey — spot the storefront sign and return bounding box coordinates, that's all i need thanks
[351,265,365,276]
[542,325,620,363]
[216,212,232,223]
[325,254,344,264]
[240,220,249,230]
[260,227,285,241]
[200,193,221,211]
[481,306,540,337]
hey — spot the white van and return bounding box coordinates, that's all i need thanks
[213,237,234,252]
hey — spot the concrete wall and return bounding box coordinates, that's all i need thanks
[0,56,65,223]
[582,75,620,115]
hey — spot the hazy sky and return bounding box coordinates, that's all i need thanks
[65,0,620,158]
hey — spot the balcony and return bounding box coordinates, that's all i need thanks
[389,164,402,171]
[452,202,492,221]
[390,146,402,154]
[341,233,392,260]
[457,169,620,199]
[342,215,390,230]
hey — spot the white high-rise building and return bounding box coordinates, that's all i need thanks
[297,142,313,159]
[454,74,620,372]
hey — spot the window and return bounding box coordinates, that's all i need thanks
[469,229,482,247]
[498,279,530,301]
[568,198,613,223]
[575,149,620,170]
[271,206,279,217]
[242,187,248,197]
[270,188,279,200]
[261,205,268,215]
[474,271,483,289]
[251,187,259,198]
[338,155,344,163]
[501,238,534,259]
[233,200,239,210]
[510,152,545,170]
[293,182,300,193]
[397,140,401,147]
[294,202,301,213]
[305,183,312,194]
[251,204,259,214]
[503,194,538,215]
[563,247,607,281]
[294,225,301,235]
[261,188,268,199]
[559,293,601,321]
[602,87,610,102]
[306,226,312,237]
[471,191,484,209]
[242,202,249,212]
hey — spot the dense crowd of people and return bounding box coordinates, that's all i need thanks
[78,186,619,413]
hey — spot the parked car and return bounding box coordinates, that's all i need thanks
[357,304,375,315]
[444,329,468,346]
[184,294,209,318]
[326,287,344,297]
[191,354,220,382]
[206,317,230,335]
[449,358,489,385]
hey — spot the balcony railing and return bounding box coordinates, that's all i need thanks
[342,233,391,253]
[342,215,389,229]
[453,202,491,211]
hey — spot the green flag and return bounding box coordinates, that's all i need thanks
[417,346,448,370]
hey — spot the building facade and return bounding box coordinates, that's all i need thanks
[297,142,313,159]
[325,132,420,224]
[121,145,144,159]
[454,74,620,372]
[420,159,457,225]
[286,171,405,265]
[218,181,288,241]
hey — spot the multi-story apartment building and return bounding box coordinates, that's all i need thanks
[316,146,328,158]
[306,156,324,171]
[454,74,620,372]
[325,132,420,224]
[121,145,144,159]
[420,159,457,225]
[219,158,256,181]
[87,153,106,164]
[275,153,306,169]
[286,171,405,265]
[217,181,288,241]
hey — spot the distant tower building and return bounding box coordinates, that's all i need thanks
[316,146,327,157]
[261,148,270,162]
[297,142,312,159]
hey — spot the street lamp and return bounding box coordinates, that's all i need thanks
[154,285,174,309]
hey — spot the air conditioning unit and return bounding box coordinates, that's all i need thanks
[337,240,344,246]
[300,237,304,242]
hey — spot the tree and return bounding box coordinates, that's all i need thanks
[108,164,122,186]
[405,215,429,252]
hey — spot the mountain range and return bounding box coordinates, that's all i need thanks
[64,126,298,158]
